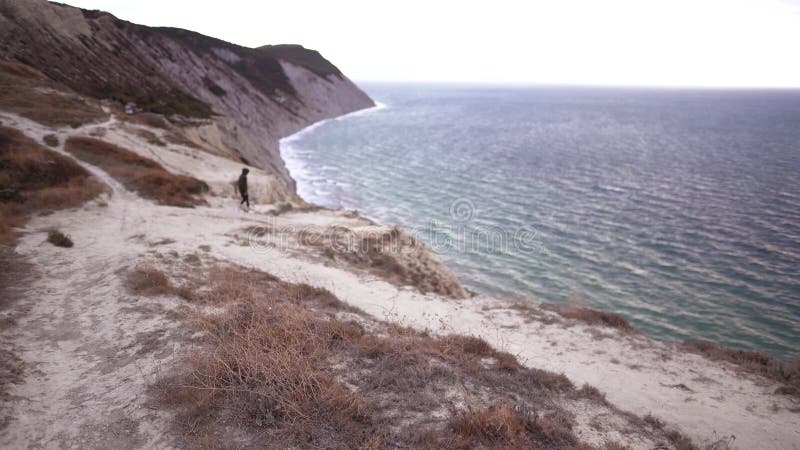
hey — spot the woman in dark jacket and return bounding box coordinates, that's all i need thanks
[238,168,250,210]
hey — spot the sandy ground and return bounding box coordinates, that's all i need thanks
[1,111,799,449]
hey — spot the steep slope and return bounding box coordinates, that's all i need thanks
[0,0,374,189]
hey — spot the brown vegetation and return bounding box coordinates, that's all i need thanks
[682,340,800,397]
[0,126,106,243]
[42,134,59,147]
[542,302,636,332]
[449,403,577,449]
[142,262,686,449]
[0,60,107,127]
[127,266,193,300]
[127,266,174,296]
[64,136,208,207]
[46,230,73,248]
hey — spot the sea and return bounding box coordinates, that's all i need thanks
[280,83,800,358]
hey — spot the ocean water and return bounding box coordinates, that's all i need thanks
[281,83,800,358]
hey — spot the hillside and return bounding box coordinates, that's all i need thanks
[1,1,799,449]
[0,0,374,189]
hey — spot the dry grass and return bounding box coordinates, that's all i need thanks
[0,60,107,127]
[125,113,170,129]
[141,262,676,449]
[682,340,800,397]
[127,266,175,296]
[126,265,195,302]
[448,403,577,449]
[46,229,73,248]
[64,136,208,207]
[0,126,106,243]
[601,442,633,450]
[542,302,636,332]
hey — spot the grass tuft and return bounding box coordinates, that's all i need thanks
[42,134,59,147]
[46,229,73,248]
[127,266,174,296]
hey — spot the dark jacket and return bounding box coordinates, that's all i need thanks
[238,172,248,194]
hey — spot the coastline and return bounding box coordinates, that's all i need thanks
[275,88,800,361]
[1,106,798,448]
[280,101,387,208]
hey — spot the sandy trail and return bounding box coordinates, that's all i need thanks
[1,113,798,449]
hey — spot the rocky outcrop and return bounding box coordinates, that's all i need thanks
[0,0,374,191]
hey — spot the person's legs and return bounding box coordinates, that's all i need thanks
[241,193,249,208]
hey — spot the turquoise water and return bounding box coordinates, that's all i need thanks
[281,83,800,357]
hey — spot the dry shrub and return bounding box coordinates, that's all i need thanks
[127,266,174,296]
[682,340,800,397]
[437,334,495,356]
[543,302,635,332]
[0,60,107,127]
[665,429,699,450]
[522,367,575,392]
[42,134,59,147]
[576,383,607,403]
[159,290,376,447]
[64,136,208,207]
[449,403,577,449]
[450,403,535,448]
[602,441,633,450]
[284,281,363,313]
[46,229,73,248]
[0,126,105,243]
[644,413,664,429]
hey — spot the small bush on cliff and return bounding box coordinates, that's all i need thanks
[42,134,59,147]
[47,230,73,248]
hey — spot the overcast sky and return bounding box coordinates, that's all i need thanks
[63,0,800,87]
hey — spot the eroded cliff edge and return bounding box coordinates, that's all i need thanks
[0,0,374,191]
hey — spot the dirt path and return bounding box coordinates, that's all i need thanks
[0,114,180,448]
[0,211,179,448]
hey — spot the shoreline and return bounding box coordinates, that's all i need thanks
[280,101,388,208]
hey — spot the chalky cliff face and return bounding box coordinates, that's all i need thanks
[0,0,374,191]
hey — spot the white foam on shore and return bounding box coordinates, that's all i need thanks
[280,101,387,206]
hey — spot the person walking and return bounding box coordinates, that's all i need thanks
[238,168,250,211]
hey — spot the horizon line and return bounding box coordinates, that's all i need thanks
[353,79,800,90]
